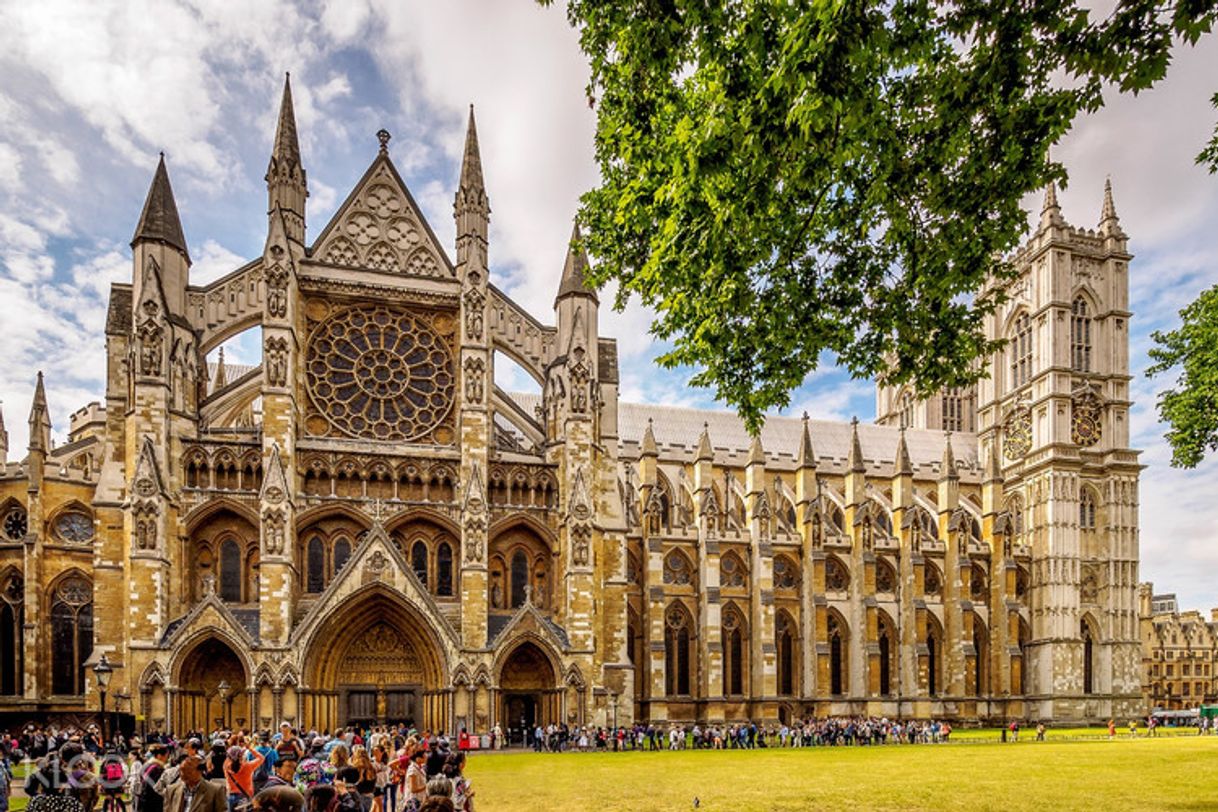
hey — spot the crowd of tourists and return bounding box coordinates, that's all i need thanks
[0,723,473,812]
[516,717,960,752]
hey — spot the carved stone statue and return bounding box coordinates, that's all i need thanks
[464,288,484,341]
[266,265,289,319]
[464,357,485,402]
[139,324,163,376]
[266,337,289,387]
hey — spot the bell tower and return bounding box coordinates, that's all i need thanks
[975,179,1142,721]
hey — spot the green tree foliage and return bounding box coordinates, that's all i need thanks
[542,0,1217,432]
[1147,285,1218,468]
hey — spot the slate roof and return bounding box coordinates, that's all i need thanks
[106,285,132,334]
[503,391,980,479]
[132,155,190,258]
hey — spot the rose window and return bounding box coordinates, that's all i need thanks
[306,305,455,441]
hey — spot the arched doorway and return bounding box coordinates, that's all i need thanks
[176,636,248,733]
[303,586,448,732]
[498,641,558,743]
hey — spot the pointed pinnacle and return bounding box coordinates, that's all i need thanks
[1042,181,1059,213]
[641,418,658,456]
[985,434,1003,483]
[695,421,714,462]
[556,219,598,305]
[940,431,959,482]
[1099,176,1122,235]
[848,416,865,473]
[214,347,227,389]
[132,154,190,259]
[459,104,485,194]
[28,372,49,449]
[29,371,48,421]
[797,412,817,469]
[893,426,913,477]
[748,433,765,466]
[272,73,301,169]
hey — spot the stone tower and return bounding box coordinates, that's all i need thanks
[974,180,1142,720]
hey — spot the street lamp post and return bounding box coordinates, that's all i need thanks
[113,691,130,741]
[217,680,231,730]
[609,690,618,747]
[93,654,113,744]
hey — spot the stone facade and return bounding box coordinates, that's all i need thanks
[1139,585,1218,710]
[0,79,1144,734]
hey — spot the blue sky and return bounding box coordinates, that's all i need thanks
[0,1,1216,611]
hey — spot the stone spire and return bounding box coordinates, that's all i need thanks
[555,221,598,306]
[984,433,1003,484]
[457,105,486,202]
[271,73,301,171]
[0,402,7,464]
[848,416,865,473]
[695,422,714,462]
[266,73,307,246]
[797,412,817,469]
[132,154,189,260]
[1039,180,1063,229]
[641,418,658,457]
[455,105,489,268]
[29,371,49,445]
[26,372,50,485]
[213,347,227,391]
[940,431,959,482]
[748,433,765,466]
[1098,177,1124,237]
[893,426,913,477]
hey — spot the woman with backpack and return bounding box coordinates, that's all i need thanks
[224,745,265,812]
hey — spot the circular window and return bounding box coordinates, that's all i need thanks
[54,511,94,544]
[306,305,455,441]
[3,508,27,542]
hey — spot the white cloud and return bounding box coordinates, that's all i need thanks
[190,239,247,286]
[314,74,353,106]
[0,143,22,192]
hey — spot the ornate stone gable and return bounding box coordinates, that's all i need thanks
[289,522,461,654]
[310,153,453,280]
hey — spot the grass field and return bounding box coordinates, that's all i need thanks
[465,735,1218,811]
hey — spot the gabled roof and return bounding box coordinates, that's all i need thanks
[487,599,571,651]
[308,150,455,278]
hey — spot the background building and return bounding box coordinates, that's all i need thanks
[0,79,1143,734]
[1140,583,1218,710]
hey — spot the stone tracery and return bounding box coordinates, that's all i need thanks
[305,304,456,442]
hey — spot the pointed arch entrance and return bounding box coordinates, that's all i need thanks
[497,640,559,739]
[302,586,449,731]
[175,636,249,733]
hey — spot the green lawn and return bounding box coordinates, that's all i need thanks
[465,735,1218,811]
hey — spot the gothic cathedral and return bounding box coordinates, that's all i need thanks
[0,78,1142,733]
